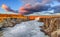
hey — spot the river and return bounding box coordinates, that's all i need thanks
[0,20,49,37]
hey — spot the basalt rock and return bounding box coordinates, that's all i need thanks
[40,18,60,37]
[0,18,29,28]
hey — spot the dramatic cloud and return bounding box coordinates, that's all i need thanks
[52,5,60,13]
[1,0,51,14]
[18,0,51,14]
[18,4,33,14]
[42,0,51,4]
[21,0,39,4]
[57,0,60,2]
[2,4,16,12]
[2,0,60,14]
[21,0,51,5]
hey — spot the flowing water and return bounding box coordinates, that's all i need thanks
[0,20,49,37]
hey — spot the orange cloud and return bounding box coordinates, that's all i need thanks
[2,4,11,12]
[19,4,31,13]
[2,4,15,12]
[2,4,8,10]
[25,4,31,7]
[19,4,31,10]
[19,6,29,14]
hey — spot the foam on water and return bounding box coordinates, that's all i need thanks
[3,20,49,37]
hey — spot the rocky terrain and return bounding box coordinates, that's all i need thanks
[2,20,49,37]
[0,18,29,28]
[0,18,49,37]
[40,18,60,37]
[0,18,60,37]
[0,18,29,37]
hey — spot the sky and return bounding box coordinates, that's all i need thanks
[0,0,23,12]
[0,0,60,13]
[0,0,50,13]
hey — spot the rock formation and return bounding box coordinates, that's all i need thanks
[0,18,29,28]
[40,18,60,37]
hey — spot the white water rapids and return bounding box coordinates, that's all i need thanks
[2,20,49,37]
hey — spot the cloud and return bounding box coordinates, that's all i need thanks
[42,0,51,4]
[57,0,60,2]
[18,3,51,14]
[21,0,51,4]
[52,5,60,13]
[20,0,39,4]
[2,4,16,12]
[18,0,51,14]
[1,0,52,14]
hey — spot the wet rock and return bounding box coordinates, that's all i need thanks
[0,31,3,37]
[40,18,60,36]
[0,18,29,28]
